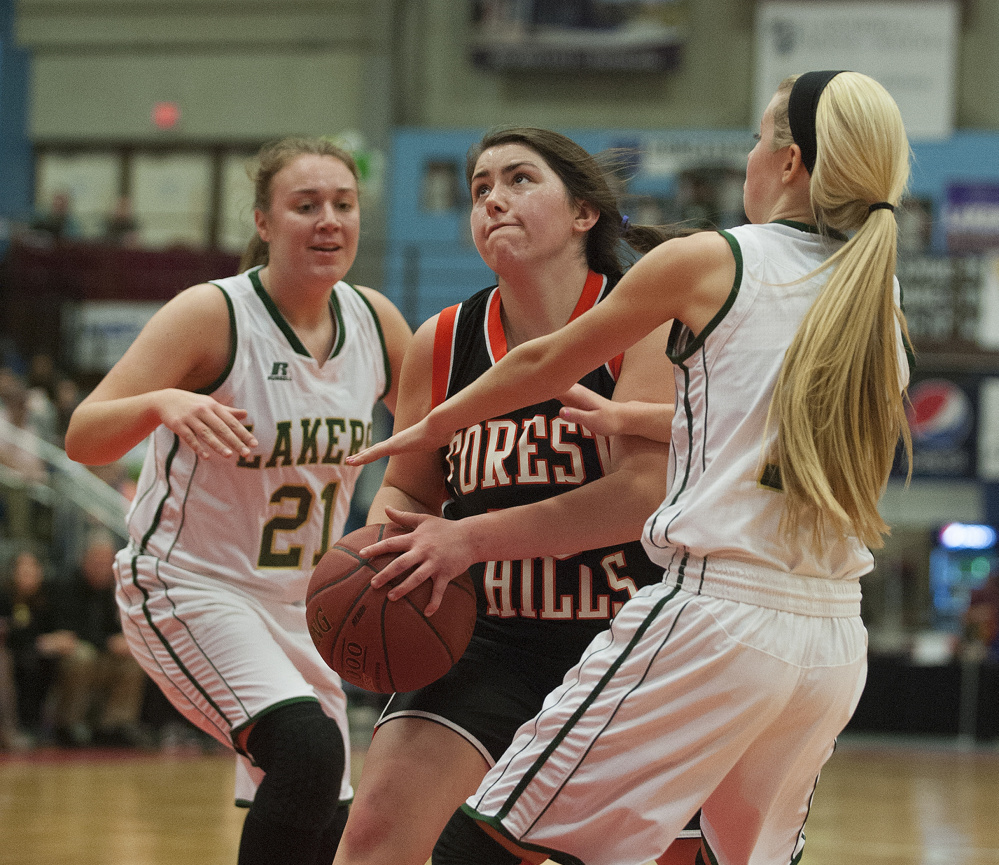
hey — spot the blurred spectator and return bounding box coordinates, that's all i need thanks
[103,195,140,247]
[0,618,30,751]
[0,369,50,540]
[29,191,81,242]
[50,529,149,748]
[964,567,999,662]
[25,353,60,444]
[53,376,83,446]
[0,546,64,744]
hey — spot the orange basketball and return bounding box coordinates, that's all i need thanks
[306,523,477,693]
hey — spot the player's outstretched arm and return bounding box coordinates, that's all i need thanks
[346,234,723,467]
[360,322,674,615]
[65,284,257,466]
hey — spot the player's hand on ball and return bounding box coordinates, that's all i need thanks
[307,523,475,692]
[361,506,476,616]
[157,388,257,460]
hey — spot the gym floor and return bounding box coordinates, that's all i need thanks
[1,715,997,865]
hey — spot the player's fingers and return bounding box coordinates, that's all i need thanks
[347,422,429,466]
[191,419,242,458]
[423,576,452,617]
[384,564,432,601]
[345,438,395,466]
[368,554,411,587]
[560,406,608,433]
[361,535,413,564]
[383,506,427,528]
[175,423,215,460]
[559,383,603,410]
[201,408,258,453]
[559,406,591,424]
[218,412,258,450]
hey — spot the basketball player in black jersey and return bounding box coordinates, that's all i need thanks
[332,128,699,865]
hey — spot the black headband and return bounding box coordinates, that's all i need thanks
[788,70,845,174]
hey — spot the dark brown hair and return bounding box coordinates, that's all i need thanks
[466,126,679,279]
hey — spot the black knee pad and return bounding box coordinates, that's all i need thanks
[245,700,346,831]
[433,808,522,865]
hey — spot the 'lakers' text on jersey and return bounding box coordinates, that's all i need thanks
[434,273,664,660]
[235,415,371,470]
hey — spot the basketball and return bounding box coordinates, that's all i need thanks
[306,523,477,693]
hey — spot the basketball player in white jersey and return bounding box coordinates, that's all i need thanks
[349,71,913,865]
[65,137,411,865]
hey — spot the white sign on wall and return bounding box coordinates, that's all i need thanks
[979,376,999,481]
[754,1,959,140]
[64,301,164,373]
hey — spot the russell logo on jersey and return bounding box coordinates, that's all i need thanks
[268,361,292,381]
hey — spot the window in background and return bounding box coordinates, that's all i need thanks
[220,152,257,255]
[131,153,211,249]
[34,152,118,239]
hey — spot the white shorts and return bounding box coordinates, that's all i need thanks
[464,580,867,865]
[114,548,352,806]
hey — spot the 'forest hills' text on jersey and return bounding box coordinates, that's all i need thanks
[125,267,390,604]
[433,273,664,660]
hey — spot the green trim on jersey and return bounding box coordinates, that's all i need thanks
[349,284,392,401]
[232,695,322,758]
[328,289,347,358]
[140,435,180,555]
[458,808,584,865]
[665,230,742,364]
[249,267,311,358]
[493,586,685,820]
[896,283,917,372]
[669,364,695,508]
[774,218,820,234]
[132,439,242,728]
[699,836,721,865]
[774,218,848,243]
[126,553,245,728]
[200,283,238,395]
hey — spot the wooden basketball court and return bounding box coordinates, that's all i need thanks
[1,732,997,864]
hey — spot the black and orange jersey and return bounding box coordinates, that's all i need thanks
[431,272,663,662]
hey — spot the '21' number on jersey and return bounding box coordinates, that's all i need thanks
[258,482,340,568]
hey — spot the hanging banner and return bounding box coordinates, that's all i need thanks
[945,182,999,254]
[754,1,959,139]
[470,0,688,72]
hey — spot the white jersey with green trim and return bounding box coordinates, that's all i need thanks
[644,220,909,588]
[125,267,389,603]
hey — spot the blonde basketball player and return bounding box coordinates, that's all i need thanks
[65,137,411,865]
[349,71,913,865]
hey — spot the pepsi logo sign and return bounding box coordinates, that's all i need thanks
[907,378,973,450]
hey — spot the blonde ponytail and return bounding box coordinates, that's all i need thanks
[768,72,913,550]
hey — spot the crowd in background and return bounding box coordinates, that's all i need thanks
[0,348,213,754]
[25,190,140,248]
